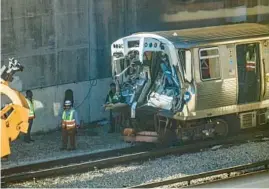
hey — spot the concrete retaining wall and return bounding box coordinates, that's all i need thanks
[5,78,111,133]
[1,0,269,133]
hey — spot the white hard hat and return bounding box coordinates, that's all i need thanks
[64,100,72,106]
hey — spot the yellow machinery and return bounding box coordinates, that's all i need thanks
[1,58,29,158]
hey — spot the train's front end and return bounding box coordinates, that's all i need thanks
[110,33,195,143]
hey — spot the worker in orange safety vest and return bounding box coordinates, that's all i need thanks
[60,100,79,151]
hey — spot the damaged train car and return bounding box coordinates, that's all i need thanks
[110,23,269,144]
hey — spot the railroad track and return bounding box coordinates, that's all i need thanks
[1,143,155,176]
[130,160,269,188]
[2,128,269,186]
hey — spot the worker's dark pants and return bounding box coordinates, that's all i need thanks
[109,110,115,133]
[24,119,33,141]
[62,128,76,149]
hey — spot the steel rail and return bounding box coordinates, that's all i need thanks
[2,129,268,185]
[1,144,155,176]
[130,160,269,188]
[186,169,269,188]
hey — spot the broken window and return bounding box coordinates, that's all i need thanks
[178,49,186,73]
[199,47,221,80]
[151,52,179,97]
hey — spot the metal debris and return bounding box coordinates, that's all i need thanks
[211,145,222,150]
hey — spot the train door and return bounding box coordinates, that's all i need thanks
[236,43,261,104]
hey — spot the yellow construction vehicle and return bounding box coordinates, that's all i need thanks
[1,58,29,158]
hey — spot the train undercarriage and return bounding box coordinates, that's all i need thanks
[122,108,268,145]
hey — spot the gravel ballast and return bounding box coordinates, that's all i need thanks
[2,127,131,169]
[7,140,269,188]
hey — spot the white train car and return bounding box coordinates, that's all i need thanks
[110,23,269,143]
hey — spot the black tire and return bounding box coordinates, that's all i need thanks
[213,118,229,137]
[222,115,240,136]
[158,127,178,147]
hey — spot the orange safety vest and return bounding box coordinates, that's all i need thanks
[246,61,256,72]
[61,109,76,129]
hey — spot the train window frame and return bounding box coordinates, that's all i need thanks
[199,47,221,81]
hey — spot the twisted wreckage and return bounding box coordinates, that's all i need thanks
[108,23,269,144]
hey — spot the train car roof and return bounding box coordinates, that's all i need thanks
[137,23,269,48]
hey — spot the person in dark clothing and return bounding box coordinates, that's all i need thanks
[105,83,122,104]
[105,82,124,133]
[24,90,35,143]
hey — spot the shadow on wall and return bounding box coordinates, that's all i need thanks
[63,89,74,107]
[18,89,77,130]
[18,78,112,133]
[13,90,74,134]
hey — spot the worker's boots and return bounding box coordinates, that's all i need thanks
[1,155,9,161]
[67,147,76,151]
[60,147,66,151]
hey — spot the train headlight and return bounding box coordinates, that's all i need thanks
[183,91,191,103]
[160,44,165,50]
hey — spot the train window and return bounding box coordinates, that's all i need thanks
[112,59,125,78]
[124,59,131,77]
[199,47,221,80]
[178,50,186,72]
[120,59,125,73]
[245,44,257,72]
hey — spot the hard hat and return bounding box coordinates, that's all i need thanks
[64,100,72,106]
